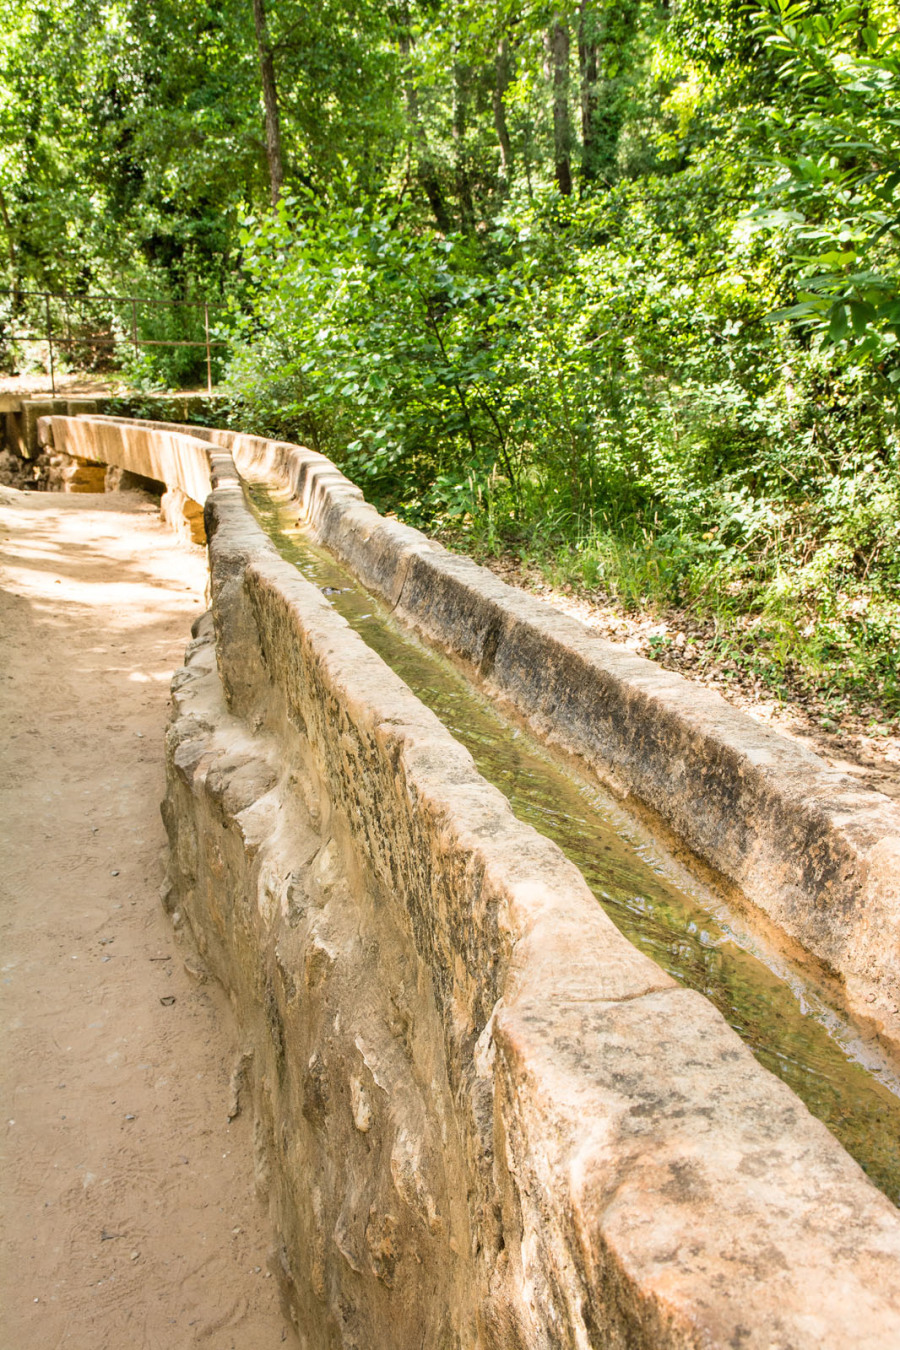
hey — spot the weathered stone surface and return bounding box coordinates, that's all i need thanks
[39,414,212,507]
[58,412,900,1036]
[161,484,206,545]
[2,410,25,457]
[158,464,900,1348]
[61,455,106,493]
[40,414,900,1035]
[187,423,900,1036]
[43,414,900,1341]
[23,398,66,457]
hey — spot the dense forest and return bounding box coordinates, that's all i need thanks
[2,0,898,717]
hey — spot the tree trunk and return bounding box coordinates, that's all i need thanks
[251,0,284,206]
[453,50,476,230]
[578,1,601,183]
[493,38,513,193]
[578,0,638,183]
[547,15,572,196]
[398,25,453,233]
[0,185,18,304]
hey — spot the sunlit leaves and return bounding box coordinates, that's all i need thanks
[744,0,900,366]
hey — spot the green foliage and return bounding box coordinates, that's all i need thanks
[743,1,900,371]
[227,141,899,712]
[1,0,896,712]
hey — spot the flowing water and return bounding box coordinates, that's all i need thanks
[249,484,900,1205]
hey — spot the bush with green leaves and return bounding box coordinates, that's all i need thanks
[226,161,899,714]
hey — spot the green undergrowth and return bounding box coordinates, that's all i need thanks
[216,0,900,730]
[430,493,900,728]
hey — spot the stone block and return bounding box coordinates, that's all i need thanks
[22,398,66,457]
[61,455,107,493]
[161,485,206,545]
[3,411,26,456]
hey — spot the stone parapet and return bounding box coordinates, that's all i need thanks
[61,414,900,1039]
[35,412,900,1344]
[106,417,900,1040]
[157,453,900,1348]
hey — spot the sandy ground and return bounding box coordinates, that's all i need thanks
[0,490,296,1348]
[0,374,120,398]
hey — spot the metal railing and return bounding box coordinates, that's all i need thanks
[0,288,227,394]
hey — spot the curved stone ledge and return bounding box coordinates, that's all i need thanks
[41,413,212,517]
[37,413,900,1343]
[170,454,900,1347]
[63,412,900,1034]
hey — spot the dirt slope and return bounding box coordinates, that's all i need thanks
[0,489,296,1348]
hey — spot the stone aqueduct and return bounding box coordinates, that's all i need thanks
[17,406,900,1347]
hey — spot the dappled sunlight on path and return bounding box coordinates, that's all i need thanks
[0,490,296,1348]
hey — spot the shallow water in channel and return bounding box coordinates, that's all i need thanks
[249,483,900,1205]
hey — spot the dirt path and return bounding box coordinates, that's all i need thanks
[0,490,296,1348]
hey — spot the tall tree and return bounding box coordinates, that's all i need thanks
[547,13,572,195]
[578,1,601,182]
[578,0,639,183]
[452,42,476,230]
[251,0,284,205]
[397,11,453,232]
[492,36,513,194]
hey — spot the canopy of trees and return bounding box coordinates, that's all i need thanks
[2,0,898,714]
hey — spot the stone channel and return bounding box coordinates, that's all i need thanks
[32,411,900,1348]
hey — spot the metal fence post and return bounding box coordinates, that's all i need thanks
[44,292,55,395]
[1,287,225,390]
[204,303,212,394]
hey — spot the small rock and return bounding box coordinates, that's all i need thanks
[159,995,176,1006]
[130,1250,140,1261]
[110,870,119,877]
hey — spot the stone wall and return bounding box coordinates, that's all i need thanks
[0,393,227,490]
[94,416,900,1042]
[42,415,212,506]
[40,415,210,538]
[33,413,900,1345]
[160,452,900,1348]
